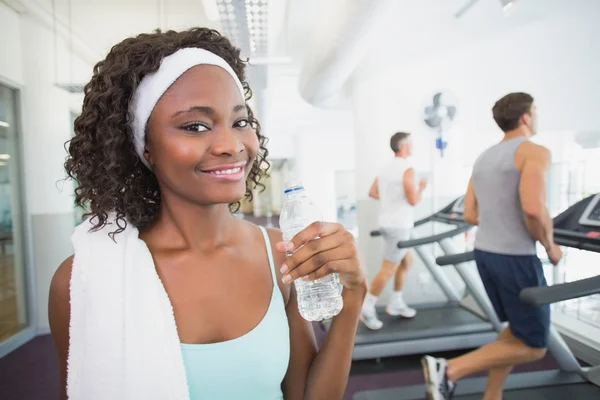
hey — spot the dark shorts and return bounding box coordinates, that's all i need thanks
[474,249,550,349]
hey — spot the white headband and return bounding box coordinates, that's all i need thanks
[129,47,246,169]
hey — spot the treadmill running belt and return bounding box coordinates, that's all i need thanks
[353,383,600,399]
[324,306,492,344]
[454,384,600,399]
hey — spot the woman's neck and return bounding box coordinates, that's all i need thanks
[146,194,238,252]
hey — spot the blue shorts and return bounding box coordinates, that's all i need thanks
[474,249,550,349]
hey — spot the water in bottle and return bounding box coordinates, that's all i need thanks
[279,180,343,321]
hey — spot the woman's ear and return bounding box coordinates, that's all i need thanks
[143,145,154,168]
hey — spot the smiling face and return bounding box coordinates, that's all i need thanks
[144,64,259,207]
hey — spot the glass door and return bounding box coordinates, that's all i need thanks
[0,83,28,343]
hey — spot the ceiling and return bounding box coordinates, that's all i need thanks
[290,0,598,108]
[9,0,597,112]
[359,0,594,75]
[11,0,597,76]
[34,0,220,58]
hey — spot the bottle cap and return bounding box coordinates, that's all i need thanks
[284,179,304,194]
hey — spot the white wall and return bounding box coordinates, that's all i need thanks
[265,64,356,223]
[20,16,80,216]
[294,130,354,223]
[352,9,600,305]
[0,3,24,86]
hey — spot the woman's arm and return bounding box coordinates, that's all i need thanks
[303,285,365,399]
[48,255,74,400]
[281,281,365,400]
[274,223,366,399]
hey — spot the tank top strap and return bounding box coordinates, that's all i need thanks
[504,136,527,153]
[258,226,278,286]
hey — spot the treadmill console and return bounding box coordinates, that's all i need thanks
[450,195,465,214]
[578,194,600,228]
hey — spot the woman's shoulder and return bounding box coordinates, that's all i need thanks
[237,219,291,304]
[237,219,284,264]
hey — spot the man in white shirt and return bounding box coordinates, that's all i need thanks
[361,132,427,330]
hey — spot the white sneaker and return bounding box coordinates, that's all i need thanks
[386,296,417,318]
[360,307,383,330]
[421,355,456,400]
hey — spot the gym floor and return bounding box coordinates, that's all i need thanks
[0,324,561,400]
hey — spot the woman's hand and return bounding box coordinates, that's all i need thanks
[275,222,366,291]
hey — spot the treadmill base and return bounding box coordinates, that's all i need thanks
[353,370,591,399]
[325,305,498,360]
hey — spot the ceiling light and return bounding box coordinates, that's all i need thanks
[499,0,517,15]
[0,121,9,128]
[0,154,10,160]
[0,162,7,167]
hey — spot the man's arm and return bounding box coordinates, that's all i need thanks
[463,178,478,225]
[516,143,555,253]
[368,178,379,199]
[403,168,426,206]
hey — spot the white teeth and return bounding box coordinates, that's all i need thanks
[213,167,241,175]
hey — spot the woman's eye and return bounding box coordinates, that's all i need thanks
[235,119,250,128]
[182,123,210,132]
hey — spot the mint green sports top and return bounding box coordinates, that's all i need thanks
[180,226,290,399]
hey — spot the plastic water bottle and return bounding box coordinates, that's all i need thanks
[279,180,343,321]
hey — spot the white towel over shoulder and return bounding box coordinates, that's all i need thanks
[67,214,189,400]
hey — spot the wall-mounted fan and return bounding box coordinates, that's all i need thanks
[423,91,457,157]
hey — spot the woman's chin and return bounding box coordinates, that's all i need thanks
[204,191,247,207]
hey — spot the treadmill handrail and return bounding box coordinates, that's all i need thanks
[414,215,431,227]
[554,228,600,240]
[436,251,475,266]
[520,276,600,307]
[397,224,472,248]
[433,212,465,223]
[554,228,600,252]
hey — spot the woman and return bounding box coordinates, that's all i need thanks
[48,28,366,399]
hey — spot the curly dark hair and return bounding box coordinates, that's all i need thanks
[492,92,534,132]
[65,28,269,236]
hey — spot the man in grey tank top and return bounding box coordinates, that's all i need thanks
[422,92,563,400]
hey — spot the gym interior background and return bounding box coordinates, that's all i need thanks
[0,0,599,399]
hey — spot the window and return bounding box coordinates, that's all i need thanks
[545,140,600,331]
[0,83,28,343]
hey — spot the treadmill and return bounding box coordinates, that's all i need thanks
[322,197,499,360]
[353,193,600,399]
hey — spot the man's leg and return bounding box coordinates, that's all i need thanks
[361,229,404,330]
[422,251,550,399]
[360,260,398,330]
[482,330,514,400]
[387,251,417,318]
[370,260,399,296]
[422,326,546,400]
[393,250,412,291]
[448,327,544,399]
